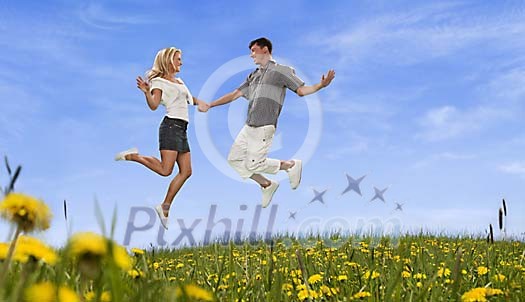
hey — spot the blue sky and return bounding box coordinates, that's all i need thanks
[1,0,524,247]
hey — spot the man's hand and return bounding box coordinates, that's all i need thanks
[198,102,210,112]
[320,69,335,88]
[136,76,150,94]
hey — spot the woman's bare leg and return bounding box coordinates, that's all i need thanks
[126,151,177,176]
[161,151,192,216]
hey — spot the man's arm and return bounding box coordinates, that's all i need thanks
[296,69,336,97]
[192,97,210,112]
[209,89,243,108]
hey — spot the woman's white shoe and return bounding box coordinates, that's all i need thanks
[155,204,169,230]
[114,147,139,161]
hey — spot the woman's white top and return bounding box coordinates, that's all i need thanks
[150,77,195,122]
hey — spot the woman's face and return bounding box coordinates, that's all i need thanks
[171,52,182,73]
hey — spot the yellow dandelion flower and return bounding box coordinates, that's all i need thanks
[25,282,79,302]
[437,268,451,278]
[485,288,504,296]
[1,242,28,263]
[112,244,132,270]
[282,283,293,291]
[84,292,95,301]
[402,271,411,278]
[177,284,214,301]
[85,291,111,302]
[128,269,144,279]
[16,235,58,265]
[309,290,320,299]
[352,291,372,299]
[0,193,52,232]
[364,270,380,280]
[492,274,506,282]
[337,275,348,281]
[297,289,309,301]
[477,266,489,276]
[416,281,423,288]
[344,261,359,268]
[67,232,131,277]
[413,273,427,280]
[176,263,185,269]
[131,248,144,255]
[461,287,504,302]
[308,273,322,284]
[68,232,107,258]
[296,284,307,291]
[217,284,228,291]
[462,289,484,301]
[0,243,9,260]
[320,285,331,295]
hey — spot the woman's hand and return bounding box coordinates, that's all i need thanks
[136,76,150,94]
[198,102,210,112]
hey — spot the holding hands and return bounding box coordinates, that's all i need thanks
[198,101,210,112]
[193,97,210,112]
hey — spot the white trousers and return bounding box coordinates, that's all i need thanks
[228,125,281,179]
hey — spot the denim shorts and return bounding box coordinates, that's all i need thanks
[159,116,190,152]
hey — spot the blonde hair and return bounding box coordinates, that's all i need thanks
[147,47,182,82]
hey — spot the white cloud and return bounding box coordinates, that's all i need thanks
[324,142,369,160]
[313,2,525,66]
[412,151,477,169]
[416,105,511,141]
[486,68,525,103]
[320,128,374,160]
[498,162,525,176]
[77,2,157,29]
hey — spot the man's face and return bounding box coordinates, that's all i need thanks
[250,44,268,65]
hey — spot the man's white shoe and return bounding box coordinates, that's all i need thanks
[261,181,279,208]
[115,147,138,161]
[155,204,169,230]
[286,159,302,190]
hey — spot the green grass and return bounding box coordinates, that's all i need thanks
[2,234,524,301]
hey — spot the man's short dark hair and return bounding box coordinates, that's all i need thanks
[249,37,273,54]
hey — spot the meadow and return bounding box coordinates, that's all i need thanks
[1,209,524,301]
[0,160,524,301]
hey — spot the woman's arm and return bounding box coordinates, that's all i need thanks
[136,76,162,110]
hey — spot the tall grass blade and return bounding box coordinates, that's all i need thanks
[94,197,107,236]
[498,208,503,231]
[6,166,21,194]
[489,224,494,244]
[4,155,11,176]
[63,199,68,222]
[110,204,118,239]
